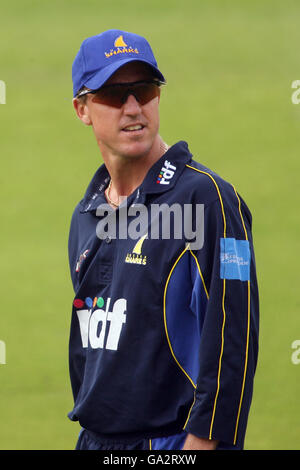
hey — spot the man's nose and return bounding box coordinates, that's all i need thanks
[122,93,142,114]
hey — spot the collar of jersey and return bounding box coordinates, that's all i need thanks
[80,140,192,213]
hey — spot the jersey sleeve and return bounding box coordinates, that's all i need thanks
[184,183,259,449]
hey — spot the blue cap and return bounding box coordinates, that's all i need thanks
[72,29,166,97]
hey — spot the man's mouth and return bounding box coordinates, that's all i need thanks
[122,124,145,132]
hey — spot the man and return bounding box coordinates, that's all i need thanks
[68,29,259,451]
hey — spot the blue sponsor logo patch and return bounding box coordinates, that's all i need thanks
[220,238,250,281]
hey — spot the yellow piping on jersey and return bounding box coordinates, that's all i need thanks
[181,250,210,428]
[163,241,211,389]
[231,185,251,445]
[183,389,196,430]
[189,249,209,300]
[209,277,226,439]
[163,242,212,431]
[185,164,227,440]
[163,244,197,389]
[185,164,227,238]
[232,185,248,241]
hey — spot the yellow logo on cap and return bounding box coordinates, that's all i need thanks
[114,35,128,48]
[105,36,139,59]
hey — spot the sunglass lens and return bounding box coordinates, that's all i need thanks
[96,87,125,108]
[93,82,160,108]
[133,83,159,105]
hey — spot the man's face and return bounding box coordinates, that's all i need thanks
[75,62,161,160]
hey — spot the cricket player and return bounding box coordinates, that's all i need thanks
[68,29,259,451]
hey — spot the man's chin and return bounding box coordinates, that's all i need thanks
[119,141,153,160]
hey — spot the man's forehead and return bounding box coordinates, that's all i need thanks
[106,62,154,84]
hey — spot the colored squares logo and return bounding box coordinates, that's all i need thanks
[73,296,105,309]
[156,171,163,184]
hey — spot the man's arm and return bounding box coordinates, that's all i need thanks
[183,180,259,448]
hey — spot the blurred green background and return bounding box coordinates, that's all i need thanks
[0,0,299,450]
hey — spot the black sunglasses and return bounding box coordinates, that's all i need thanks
[76,79,165,108]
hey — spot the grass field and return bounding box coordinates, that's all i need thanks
[0,0,299,450]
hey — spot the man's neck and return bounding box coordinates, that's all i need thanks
[103,136,169,206]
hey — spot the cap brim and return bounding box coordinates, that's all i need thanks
[81,58,165,94]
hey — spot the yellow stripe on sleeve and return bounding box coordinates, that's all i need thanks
[185,164,227,437]
[231,185,251,445]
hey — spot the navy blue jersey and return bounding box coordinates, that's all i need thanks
[67,141,259,448]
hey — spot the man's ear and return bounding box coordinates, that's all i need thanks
[73,98,92,126]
